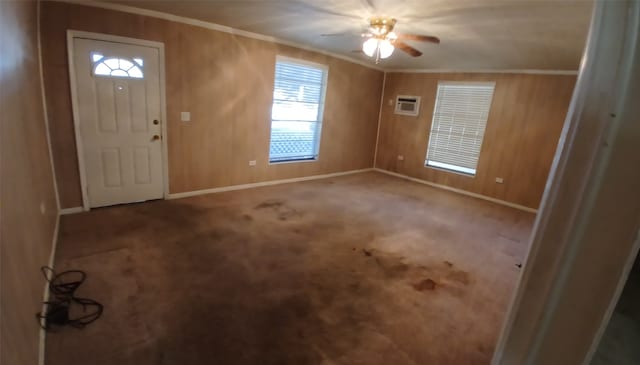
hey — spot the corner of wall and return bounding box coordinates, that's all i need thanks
[373,71,387,168]
[37,0,60,213]
[38,213,60,365]
[37,1,61,363]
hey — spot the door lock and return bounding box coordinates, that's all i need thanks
[153,119,160,125]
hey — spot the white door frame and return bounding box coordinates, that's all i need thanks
[67,30,169,211]
[492,1,640,363]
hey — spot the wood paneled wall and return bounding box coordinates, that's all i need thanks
[375,72,576,209]
[0,1,59,364]
[40,2,384,209]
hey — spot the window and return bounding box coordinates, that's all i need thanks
[425,82,495,176]
[269,57,328,163]
[92,53,144,79]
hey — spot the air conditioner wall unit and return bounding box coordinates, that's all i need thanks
[394,95,421,116]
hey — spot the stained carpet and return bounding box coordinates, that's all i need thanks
[46,171,533,365]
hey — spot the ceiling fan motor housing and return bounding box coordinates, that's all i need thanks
[369,17,397,38]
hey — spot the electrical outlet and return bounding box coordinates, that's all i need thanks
[249,160,257,166]
[495,177,504,184]
[397,155,405,161]
[388,99,394,106]
[180,112,191,122]
[40,202,46,214]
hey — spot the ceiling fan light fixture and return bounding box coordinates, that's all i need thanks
[379,39,394,59]
[362,38,378,57]
[322,17,437,61]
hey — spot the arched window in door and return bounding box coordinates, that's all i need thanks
[92,53,144,78]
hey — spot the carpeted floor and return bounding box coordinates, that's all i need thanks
[46,171,534,365]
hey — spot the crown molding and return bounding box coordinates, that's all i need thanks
[54,0,385,72]
[385,68,579,75]
[54,1,580,76]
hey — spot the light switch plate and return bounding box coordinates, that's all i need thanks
[180,112,191,122]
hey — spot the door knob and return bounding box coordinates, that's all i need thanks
[152,135,161,141]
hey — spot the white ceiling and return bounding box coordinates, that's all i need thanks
[109,0,593,70]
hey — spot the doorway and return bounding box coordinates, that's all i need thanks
[68,32,168,209]
[592,252,640,364]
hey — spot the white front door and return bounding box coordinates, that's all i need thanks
[72,38,164,208]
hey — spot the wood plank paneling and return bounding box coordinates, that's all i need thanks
[0,1,59,364]
[375,72,576,209]
[40,2,384,208]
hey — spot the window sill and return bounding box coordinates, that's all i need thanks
[269,157,318,165]
[424,163,476,178]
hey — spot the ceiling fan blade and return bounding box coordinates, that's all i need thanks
[360,0,376,12]
[397,34,441,44]
[351,49,364,53]
[320,32,368,37]
[395,41,423,57]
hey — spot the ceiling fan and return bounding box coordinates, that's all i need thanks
[323,17,440,63]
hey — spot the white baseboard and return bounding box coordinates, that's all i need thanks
[60,207,83,215]
[168,168,375,200]
[60,168,536,213]
[374,168,538,213]
[39,213,60,365]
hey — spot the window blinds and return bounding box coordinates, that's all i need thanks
[425,82,495,175]
[269,58,327,162]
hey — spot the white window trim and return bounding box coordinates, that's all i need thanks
[424,81,496,177]
[275,55,329,72]
[268,55,329,164]
[436,81,496,87]
[426,160,477,176]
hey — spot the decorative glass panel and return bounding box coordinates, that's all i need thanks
[111,69,128,77]
[104,58,119,69]
[94,63,111,76]
[128,67,143,78]
[91,53,104,62]
[93,56,144,79]
[119,59,134,70]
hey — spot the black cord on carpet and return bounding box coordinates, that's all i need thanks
[36,266,104,331]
